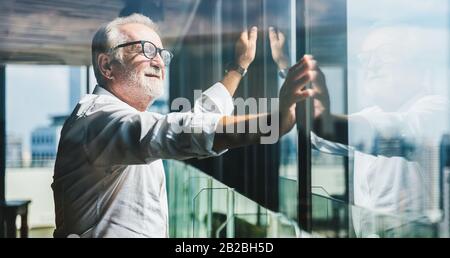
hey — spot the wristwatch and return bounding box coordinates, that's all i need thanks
[225,63,247,77]
[278,68,289,79]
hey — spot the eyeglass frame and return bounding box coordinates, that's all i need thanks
[110,40,174,66]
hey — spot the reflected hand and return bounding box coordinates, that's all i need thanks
[269,27,289,70]
[309,57,330,119]
[279,55,316,135]
[235,26,258,69]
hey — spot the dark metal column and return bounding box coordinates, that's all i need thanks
[0,65,5,204]
[296,0,312,232]
[0,65,5,237]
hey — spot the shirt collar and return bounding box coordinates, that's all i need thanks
[92,85,144,112]
[92,85,116,98]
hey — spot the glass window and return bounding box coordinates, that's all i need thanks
[167,0,297,214]
[306,0,450,237]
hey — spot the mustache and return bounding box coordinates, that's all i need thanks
[144,66,162,77]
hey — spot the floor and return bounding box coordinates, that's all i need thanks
[27,227,54,238]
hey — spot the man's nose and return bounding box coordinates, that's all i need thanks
[151,52,165,69]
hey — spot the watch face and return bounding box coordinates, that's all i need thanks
[236,65,247,76]
[278,69,288,79]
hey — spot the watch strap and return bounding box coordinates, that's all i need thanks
[278,68,288,79]
[225,63,247,77]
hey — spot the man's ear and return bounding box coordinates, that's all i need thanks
[98,53,114,80]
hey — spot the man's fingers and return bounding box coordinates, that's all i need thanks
[288,57,307,75]
[240,29,249,42]
[269,27,285,46]
[277,30,285,44]
[295,88,315,98]
[287,57,317,81]
[286,62,307,81]
[308,70,318,83]
[292,88,315,103]
[281,55,319,105]
[239,26,257,44]
[292,55,315,70]
[269,27,277,42]
[288,73,312,92]
[249,26,258,42]
[286,70,316,95]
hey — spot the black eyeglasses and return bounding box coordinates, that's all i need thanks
[111,40,174,66]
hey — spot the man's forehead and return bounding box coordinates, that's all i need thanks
[119,23,163,47]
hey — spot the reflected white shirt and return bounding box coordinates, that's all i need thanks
[312,95,448,216]
[52,83,234,238]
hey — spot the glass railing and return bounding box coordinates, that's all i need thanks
[165,160,443,238]
[310,192,439,238]
[164,160,302,238]
[281,173,442,237]
[279,176,298,221]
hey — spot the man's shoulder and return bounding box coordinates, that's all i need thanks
[411,95,448,112]
[59,94,137,135]
[75,94,138,118]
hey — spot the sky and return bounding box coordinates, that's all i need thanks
[7,65,69,152]
[5,65,97,152]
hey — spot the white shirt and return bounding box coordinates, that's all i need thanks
[52,83,234,238]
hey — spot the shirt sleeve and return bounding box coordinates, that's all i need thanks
[311,132,352,156]
[83,82,234,165]
[349,95,448,142]
[193,82,235,115]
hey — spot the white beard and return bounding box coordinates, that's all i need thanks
[126,65,164,99]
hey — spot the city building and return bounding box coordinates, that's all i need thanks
[6,134,23,168]
[30,115,66,167]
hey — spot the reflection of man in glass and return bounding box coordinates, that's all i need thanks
[270,25,449,236]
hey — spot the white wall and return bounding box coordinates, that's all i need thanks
[6,168,55,228]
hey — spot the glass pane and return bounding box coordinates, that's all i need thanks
[347,0,449,234]
[266,212,301,237]
[233,190,268,238]
[165,160,194,238]
[279,176,298,220]
[306,0,348,202]
[274,0,299,221]
[307,0,450,237]
[165,160,214,238]
[311,194,355,238]
[193,185,229,238]
[210,181,231,238]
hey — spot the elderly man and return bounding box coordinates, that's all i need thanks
[52,13,316,238]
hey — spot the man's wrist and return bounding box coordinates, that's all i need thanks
[225,62,248,77]
[275,57,289,70]
[238,62,250,70]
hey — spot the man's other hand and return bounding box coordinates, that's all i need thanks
[279,55,317,135]
[235,26,258,69]
[269,27,289,70]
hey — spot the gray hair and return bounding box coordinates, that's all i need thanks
[91,13,159,86]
